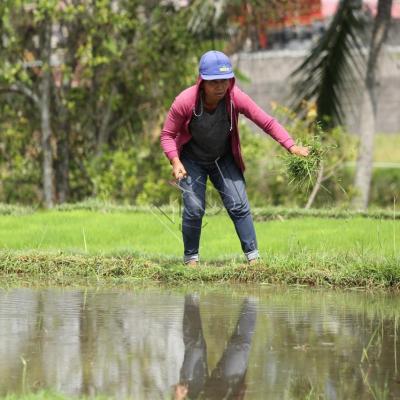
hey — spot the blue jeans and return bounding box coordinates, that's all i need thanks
[179,153,259,263]
[180,294,257,398]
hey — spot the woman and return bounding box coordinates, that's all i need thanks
[161,50,308,266]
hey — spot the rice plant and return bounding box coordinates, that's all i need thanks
[284,124,333,191]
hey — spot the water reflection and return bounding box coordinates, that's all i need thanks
[0,287,399,399]
[176,295,256,399]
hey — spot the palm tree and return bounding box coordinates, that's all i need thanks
[291,0,393,210]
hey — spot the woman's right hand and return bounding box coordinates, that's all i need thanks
[171,157,188,181]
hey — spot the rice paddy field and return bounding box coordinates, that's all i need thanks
[0,206,398,288]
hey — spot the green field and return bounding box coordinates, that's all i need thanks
[0,210,398,260]
[374,133,400,163]
[0,208,399,288]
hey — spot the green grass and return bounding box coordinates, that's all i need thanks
[327,132,400,164]
[0,210,398,259]
[374,133,400,163]
[0,209,399,288]
[1,251,398,288]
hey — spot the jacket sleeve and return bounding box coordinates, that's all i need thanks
[160,99,185,161]
[234,87,295,150]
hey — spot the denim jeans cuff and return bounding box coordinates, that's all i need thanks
[245,249,259,261]
[184,254,199,263]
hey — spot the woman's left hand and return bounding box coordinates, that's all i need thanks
[289,145,309,157]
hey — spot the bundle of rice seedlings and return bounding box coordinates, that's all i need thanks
[284,127,332,191]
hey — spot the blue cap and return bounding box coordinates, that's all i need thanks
[199,50,234,80]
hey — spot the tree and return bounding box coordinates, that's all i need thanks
[353,0,393,210]
[0,1,57,207]
[0,0,203,206]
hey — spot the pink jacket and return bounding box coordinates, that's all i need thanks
[160,78,295,171]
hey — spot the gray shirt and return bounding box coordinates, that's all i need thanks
[181,99,231,162]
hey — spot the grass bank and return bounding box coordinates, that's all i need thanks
[0,207,398,288]
[1,251,398,289]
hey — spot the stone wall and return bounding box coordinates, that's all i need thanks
[232,47,400,134]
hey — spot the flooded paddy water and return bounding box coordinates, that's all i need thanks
[0,285,399,399]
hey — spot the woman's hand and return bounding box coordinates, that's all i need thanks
[171,157,188,180]
[289,145,309,157]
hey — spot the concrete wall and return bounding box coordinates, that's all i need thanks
[232,47,400,134]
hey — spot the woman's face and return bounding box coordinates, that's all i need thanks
[203,79,230,103]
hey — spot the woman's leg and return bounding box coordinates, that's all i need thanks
[209,154,259,262]
[204,298,257,397]
[179,157,208,264]
[179,294,208,397]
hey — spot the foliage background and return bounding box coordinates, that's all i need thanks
[0,0,398,209]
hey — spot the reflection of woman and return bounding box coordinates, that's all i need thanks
[161,50,309,266]
[175,294,257,399]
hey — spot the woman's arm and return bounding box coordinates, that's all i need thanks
[233,87,296,150]
[160,100,185,161]
[160,99,189,179]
